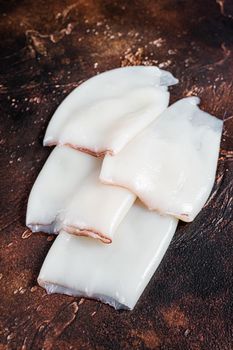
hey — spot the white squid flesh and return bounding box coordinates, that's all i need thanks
[26,146,135,242]
[100,97,223,222]
[38,201,178,310]
[43,66,178,156]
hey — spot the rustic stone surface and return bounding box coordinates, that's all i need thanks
[0,1,233,349]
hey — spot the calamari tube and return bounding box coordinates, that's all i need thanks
[26,146,135,242]
[43,66,178,156]
[100,97,223,222]
[38,201,178,310]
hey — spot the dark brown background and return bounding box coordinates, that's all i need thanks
[0,1,233,349]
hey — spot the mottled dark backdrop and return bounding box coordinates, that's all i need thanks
[0,1,233,349]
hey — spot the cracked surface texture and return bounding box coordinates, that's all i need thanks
[0,0,233,349]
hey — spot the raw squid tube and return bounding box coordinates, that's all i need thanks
[26,146,135,242]
[43,66,178,156]
[38,201,178,310]
[100,97,223,222]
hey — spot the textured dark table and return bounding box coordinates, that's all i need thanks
[0,1,233,349]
